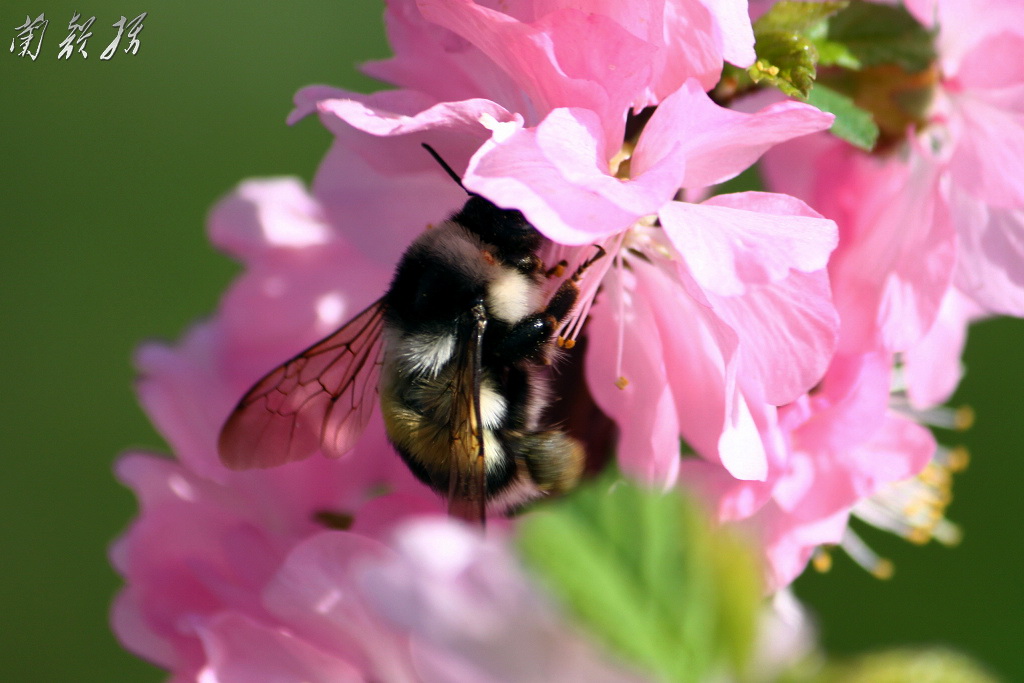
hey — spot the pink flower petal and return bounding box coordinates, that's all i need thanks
[585,265,685,486]
[363,1,534,114]
[289,85,353,126]
[952,30,1024,91]
[110,587,182,672]
[904,0,937,27]
[588,260,770,482]
[209,178,333,255]
[822,153,957,354]
[262,532,420,681]
[703,0,757,68]
[677,459,775,521]
[307,91,522,262]
[933,0,1024,72]
[195,612,363,683]
[903,289,980,409]
[634,80,833,189]
[949,84,1024,209]
[312,138,467,265]
[465,108,678,244]
[358,518,647,682]
[659,192,837,298]
[707,269,838,405]
[318,92,518,149]
[418,0,658,147]
[791,352,892,456]
[754,504,852,591]
[841,415,936,500]
[951,188,1024,315]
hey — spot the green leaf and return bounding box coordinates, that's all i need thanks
[804,83,879,151]
[813,38,862,69]
[826,1,937,73]
[517,474,761,683]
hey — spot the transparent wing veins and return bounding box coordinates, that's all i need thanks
[218,299,386,469]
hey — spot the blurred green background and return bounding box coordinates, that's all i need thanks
[2,2,1020,681]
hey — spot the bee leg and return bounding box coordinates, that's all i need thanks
[544,259,568,278]
[546,244,607,321]
[493,246,607,363]
[491,313,563,363]
[518,431,585,494]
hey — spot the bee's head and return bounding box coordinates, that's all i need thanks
[420,144,544,257]
[453,194,543,258]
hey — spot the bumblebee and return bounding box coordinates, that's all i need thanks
[218,146,600,523]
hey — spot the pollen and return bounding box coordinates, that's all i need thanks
[608,142,634,178]
[840,528,895,580]
[852,443,966,567]
[872,559,895,580]
[615,376,629,390]
[953,405,975,431]
[546,262,567,278]
[945,445,970,473]
[811,547,833,573]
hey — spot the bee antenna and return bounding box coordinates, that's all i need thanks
[421,143,468,194]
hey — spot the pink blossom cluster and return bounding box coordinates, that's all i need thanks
[113,0,1023,676]
[749,0,1024,582]
[113,178,647,679]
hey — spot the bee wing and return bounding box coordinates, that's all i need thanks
[445,302,488,525]
[218,299,387,470]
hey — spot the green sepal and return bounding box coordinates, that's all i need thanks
[748,31,819,98]
[803,83,879,151]
[516,473,761,683]
[747,1,850,97]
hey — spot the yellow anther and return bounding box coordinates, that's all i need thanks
[812,549,833,573]
[871,558,895,580]
[947,446,970,472]
[954,405,975,431]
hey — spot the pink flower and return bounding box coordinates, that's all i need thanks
[292,5,838,494]
[763,0,1024,329]
[463,80,839,486]
[681,350,941,590]
[763,133,956,355]
[114,181,649,677]
[291,0,758,264]
[115,177,646,678]
[713,2,1013,584]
